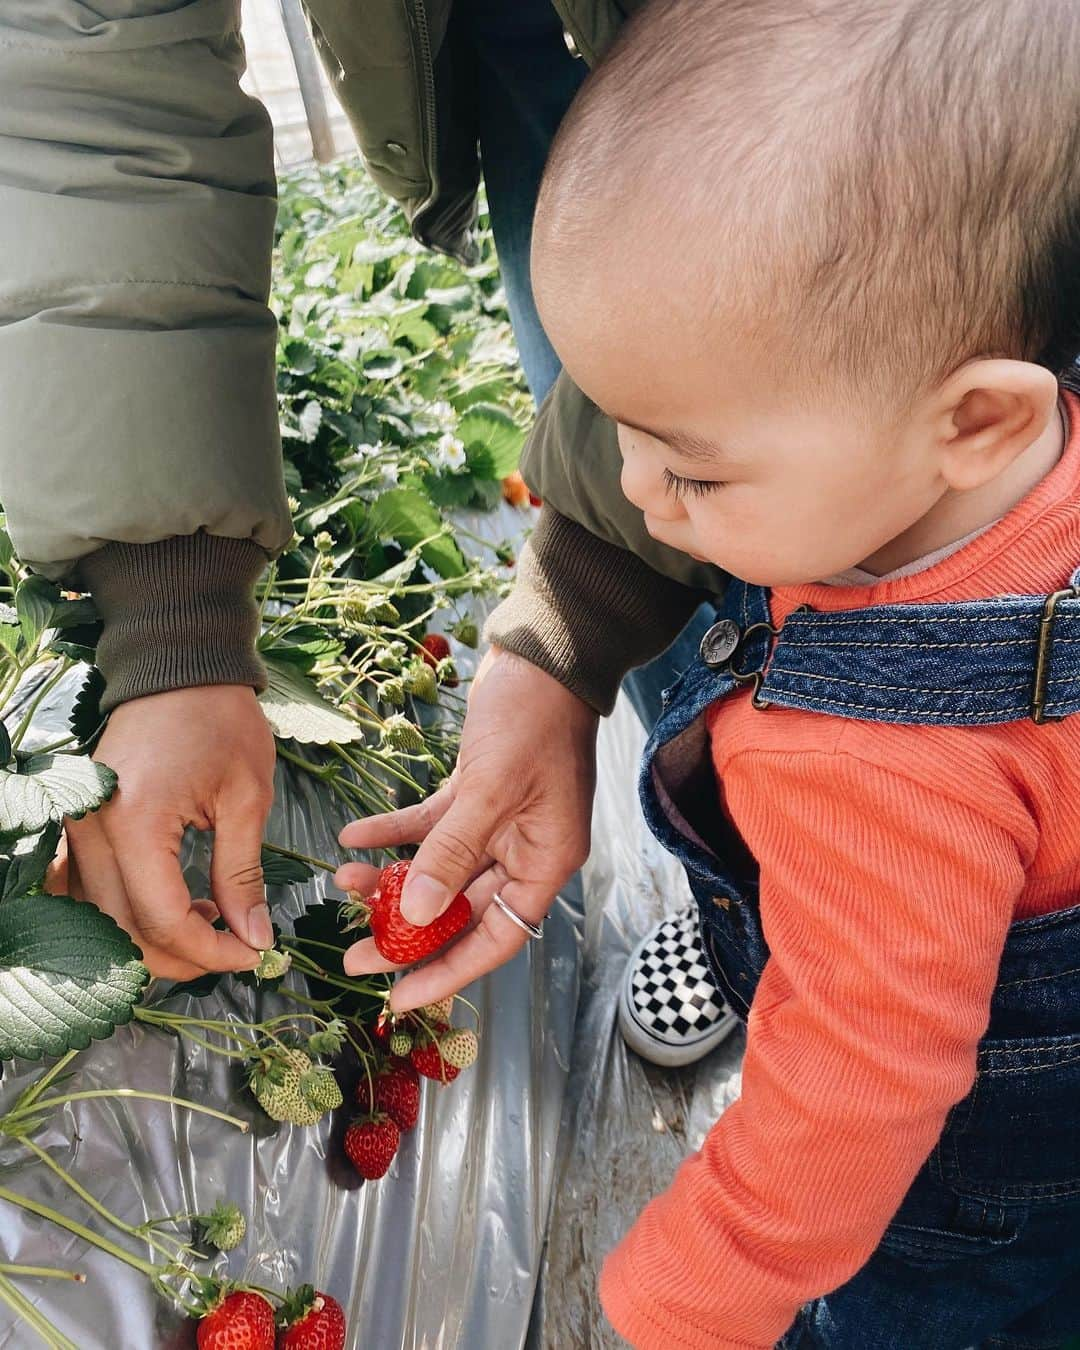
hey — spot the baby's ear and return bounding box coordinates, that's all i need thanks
[934,358,1060,492]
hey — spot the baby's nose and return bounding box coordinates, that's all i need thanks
[621,459,679,520]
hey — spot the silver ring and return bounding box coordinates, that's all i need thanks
[491,890,543,940]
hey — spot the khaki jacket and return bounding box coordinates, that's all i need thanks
[0,0,702,715]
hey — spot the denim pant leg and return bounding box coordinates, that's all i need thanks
[460,3,708,729]
[775,1188,1080,1350]
[457,0,587,403]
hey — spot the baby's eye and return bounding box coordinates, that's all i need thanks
[662,468,726,500]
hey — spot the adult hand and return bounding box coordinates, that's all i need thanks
[335,647,599,1012]
[45,685,277,980]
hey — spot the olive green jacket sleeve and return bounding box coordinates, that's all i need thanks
[0,0,294,712]
[485,374,729,715]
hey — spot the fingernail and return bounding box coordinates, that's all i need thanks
[248,903,274,949]
[400,873,445,926]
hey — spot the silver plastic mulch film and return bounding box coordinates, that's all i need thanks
[0,528,746,1348]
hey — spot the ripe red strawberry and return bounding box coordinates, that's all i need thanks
[378,1061,422,1130]
[528,491,543,508]
[419,633,451,667]
[196,1290,275,1350]
[501,471,530,508]
[418,633,459,688]
[344,1113,400,1179]
[411,1032,460,1084]
[362,860,471,964]
[278,1287,346,1350]
[355,1061,420,1130]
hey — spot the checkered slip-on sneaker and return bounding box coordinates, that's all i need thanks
[618,907,739,1068]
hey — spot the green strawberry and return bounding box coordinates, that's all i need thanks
[402,660,438,705]
[254,948,291,982]
[438,1027,479,1070]
[380,677,406,708]
[198,1202,247,1253]
[381,713,425,753]
[366,596,401,624]
[418,997,454,1024]
[250,1049,323,1126]
[389,1029,414,1058]
[374,642,407,671]
[451,617,479,649]
[301,1066,344,1114]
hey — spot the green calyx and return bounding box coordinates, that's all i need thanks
[199,1202,247,1253]
[307,1019,347,1057]
[278,1282,318,1330]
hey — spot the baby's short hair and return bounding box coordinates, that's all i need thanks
[538,0,1080,398]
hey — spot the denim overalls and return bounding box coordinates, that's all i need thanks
[640,578,1080,1350]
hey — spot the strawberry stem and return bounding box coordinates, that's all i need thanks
[5,1090,249,1134]
[261,840,339,875]
[0,1265,85,1284]
[17,1139,190,1265]
[10,657,75,752]
[0,1185,162,1279]
[0,1272,80,1350]
[11,1051,79,1113]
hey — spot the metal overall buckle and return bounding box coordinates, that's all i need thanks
[699,618,780,710]
[1031,585,1080,723]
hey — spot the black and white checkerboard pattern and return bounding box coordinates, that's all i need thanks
[627,908,728,1046]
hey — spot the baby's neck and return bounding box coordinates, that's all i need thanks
[859,401,1067,577]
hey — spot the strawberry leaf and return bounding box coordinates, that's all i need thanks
[258,656,365,745]
[0,754,117,839]
[69,666,107,751]
[260,847,315,886]
[456,403,525,478]
[0,895,148,1061]
[15,576,60,650]
[1,821,62,900]
[367,488,466,579]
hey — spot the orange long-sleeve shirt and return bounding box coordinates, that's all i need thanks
[600,395,1080,1349]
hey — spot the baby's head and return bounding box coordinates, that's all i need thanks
[532,0,1080,585]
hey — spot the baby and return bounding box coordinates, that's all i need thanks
[530,0,1080,1346]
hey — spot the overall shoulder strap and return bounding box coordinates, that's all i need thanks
[699,581,1080,727]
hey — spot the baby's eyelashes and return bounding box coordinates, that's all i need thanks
[662,467,727,500]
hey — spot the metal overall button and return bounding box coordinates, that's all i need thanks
[699,619,742,667]
[701,618,783,709]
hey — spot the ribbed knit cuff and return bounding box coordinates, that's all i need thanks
[600,1242,768,1350]
[74,531,270,714]
[483,507,708,716]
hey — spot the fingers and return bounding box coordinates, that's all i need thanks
[64,816,213,982]
[332,860,382,895]
[342,936,400,976]
[394,794,498,926]
[107,811,261,973]
[338,782,452,851]
[339,861,504,977]
[43,831,75,898]
[341,868,552,1012]
[387,899,533,1013]
[209,790,275,949]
